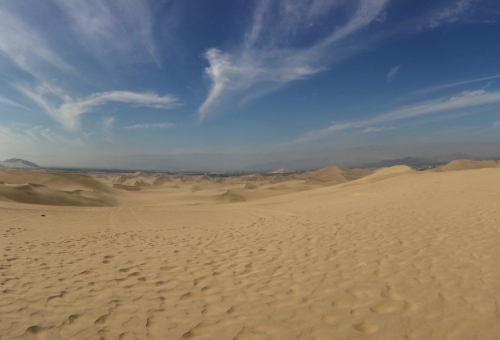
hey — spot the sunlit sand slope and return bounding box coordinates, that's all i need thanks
[434,159,500,172]
[1,166,500,339]
[0,170,117,206]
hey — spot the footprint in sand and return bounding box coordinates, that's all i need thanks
[353,320,378,334]
[370,300,399,314]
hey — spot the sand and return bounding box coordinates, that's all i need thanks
[1,161,500,339]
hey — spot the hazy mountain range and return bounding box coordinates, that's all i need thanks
[0,158,40,169]
[247,153,484,171]
[2,153,499,172]
[359,153,477,168]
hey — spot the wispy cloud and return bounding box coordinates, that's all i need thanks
[0,124,85,157]
[363,126,396,133]
[493,121,500,128]
[0,96,32,111]
[198,0,390,120]
[124,123,175,130]
[290,89,500,144]
[422,0,500,30]
[16,83,179,131]
[426,0,479,28]
[53,0,160,65]
[387,65,401,82]
[0,125,35,153]
[416,73,500,95]
[103,117,116,130]
[0,6,72,81]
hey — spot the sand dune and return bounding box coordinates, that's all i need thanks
[434,159,500,172]
[220,190,247,203]
[112,183,141,191]
[0,170,116,206]
[2,161,500,338]
[296,165,373,184]
[0,170,114,193]
[104,164,374,205]
[152,175,172,186]
[0,183,114,206]
[344,165,415,186]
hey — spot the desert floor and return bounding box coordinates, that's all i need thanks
[1,161,500,339]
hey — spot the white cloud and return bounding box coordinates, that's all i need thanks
[38,127,86,147]
[427,0,478,28]
[387,65,401,82]
[0,96,31,111]
[103,117,116,130]
[372,90,500,123]
[0,126,34,153]
[416,73,500,95]
[198,48,324,118]
[0,7,71,80]
[124,123,175,130]
[0,124,85,157]
[53,0,160,65]
[290,89,500,144]
[199,0,389,120]
[16,83,179,131]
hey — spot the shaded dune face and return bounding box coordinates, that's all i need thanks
[1,163,500,338]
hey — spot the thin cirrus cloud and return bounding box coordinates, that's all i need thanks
[387,65,401,82]
[415,73,500,95]
[363,126,396,133]
[124,123,175,130]
[0,7,72,81]
[0,125,85,157]
[198,0,496,121]
[198,0,390,120]
[53,0,161,65]
[0,96,31,111]
[15,83,179,131]
[0,2,172,136]
[290,89,500,144]
[426,0,478,29]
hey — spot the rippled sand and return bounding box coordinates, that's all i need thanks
[1,162,500,339]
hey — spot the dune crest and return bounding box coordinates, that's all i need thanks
[297,165,372,184]
[0,182,115,206]
[435,159,500,172]
[0,170,117,206]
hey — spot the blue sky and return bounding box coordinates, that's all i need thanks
[1,0,500,170]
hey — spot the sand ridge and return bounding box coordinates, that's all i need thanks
[433,159,500,172]
[1,162,500,339]
[0,164,374,207]
[0,170,117,207]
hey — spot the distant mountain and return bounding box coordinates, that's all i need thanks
[246,158,332,172]
[431,153,472,163]
[364,157,433,168]
[0,158,40,169]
